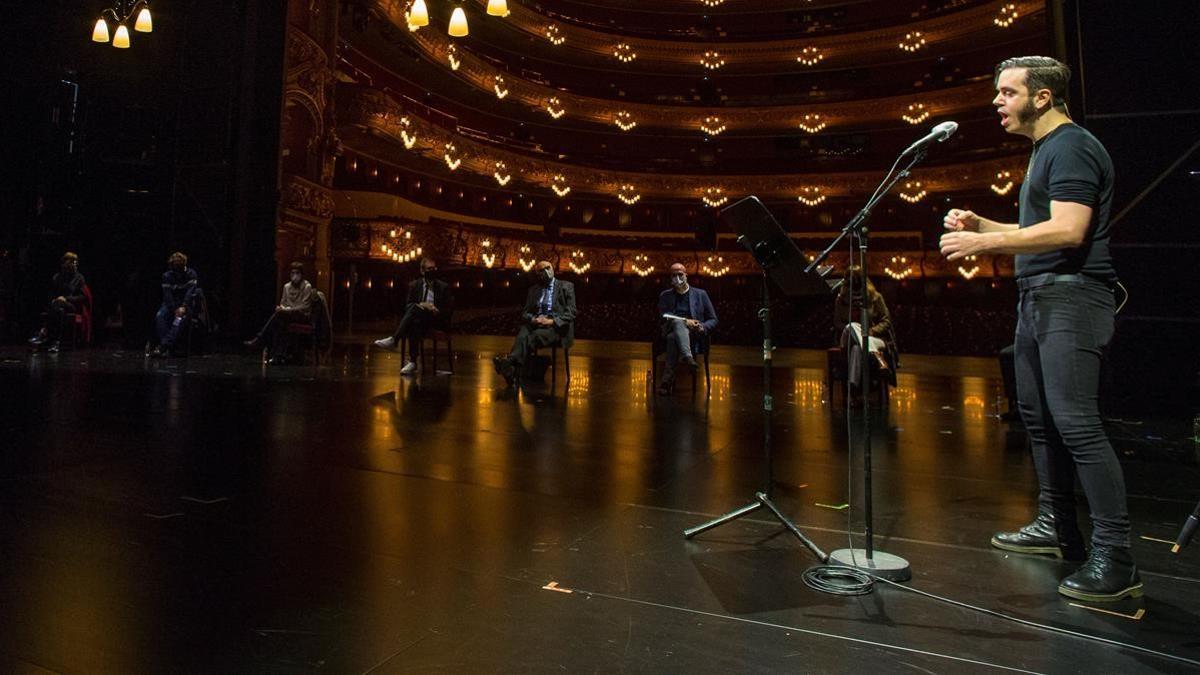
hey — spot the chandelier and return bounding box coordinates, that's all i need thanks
[990,171,1014,195]
[701,187,728,208]
[994,4,1019,28]
[700,51,725,70]
[958,255,981,279]
[796,46,824,66]
[631,254,654,277]
[797,186,826,206]
[380,228,423,264]
[551,174,571,197]
[902,103,930,125]
[700,116,727,136]
[518,245,536,272]
[899,32,927,53]
[493,161,511,186]
[898,181,927,203]
[702,256,730,277]
[798,113,827,133]
[569,250,591,274]
[91,1,152,49]
[884,256,915,280]
[480,239,497,268]
[617,184,641,205]
[614,111,637,131]
[405,0,508,37]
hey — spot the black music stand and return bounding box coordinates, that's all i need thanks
[683,197,834,564]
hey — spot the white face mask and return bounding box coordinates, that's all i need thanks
[672,273,686,287]
[290,273,302,283]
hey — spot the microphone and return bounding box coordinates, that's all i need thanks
[902,121,959,156]
[1174,501,1200,554]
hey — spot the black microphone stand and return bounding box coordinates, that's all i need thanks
[803,147,929,581]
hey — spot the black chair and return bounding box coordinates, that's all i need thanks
[827,346,890,407]
[517,342,571,387]
[652,331,711,393]
[400,328,455,374]
[266,291,331,365]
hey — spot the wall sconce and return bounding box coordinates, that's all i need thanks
[902,103,930,125]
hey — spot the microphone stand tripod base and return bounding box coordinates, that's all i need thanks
[828,548,912,582]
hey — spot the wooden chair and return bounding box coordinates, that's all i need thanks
[400,328,455,374]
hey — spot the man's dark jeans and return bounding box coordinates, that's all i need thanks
[1014,274,1130,548]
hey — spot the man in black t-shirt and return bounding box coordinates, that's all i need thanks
[939,56,1138,602]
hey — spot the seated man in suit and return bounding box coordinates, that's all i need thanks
[150,251,202,357]
[29,251,88,353]
[492,260,576,387]
[657,262,718,395]
[243,261,315,364]
[373,257,454,375]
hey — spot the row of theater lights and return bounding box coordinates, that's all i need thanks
[530,5,1021,57]
[885,255,982,280]
[514,100,948,133]
[463,246,987,282]
[352,154,1016,206]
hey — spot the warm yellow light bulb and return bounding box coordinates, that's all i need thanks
[134,6,153,32]
[92,18,110,43]
[448,7,469,37]
[113,24,131,48]
[486,0,509,17]
[408,0,429,27]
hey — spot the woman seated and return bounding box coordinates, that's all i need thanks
[834,266,898,390]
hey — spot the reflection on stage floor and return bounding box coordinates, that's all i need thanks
[1,335,1197,673]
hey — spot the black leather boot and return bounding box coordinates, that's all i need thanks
[991,513,1086,561]
[1058,545,1142,602]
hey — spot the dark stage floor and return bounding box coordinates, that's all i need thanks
[1,336,1198,673]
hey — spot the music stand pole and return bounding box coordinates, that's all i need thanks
[683,268,829,564]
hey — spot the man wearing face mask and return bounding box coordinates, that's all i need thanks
[244,261,315,364]
[373,257,454,375]
[656,262,718,395]
[492,260,576,387]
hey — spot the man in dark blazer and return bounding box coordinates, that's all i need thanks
[657,262,718,394]
[492,260,576,387]
[374,257,453,375]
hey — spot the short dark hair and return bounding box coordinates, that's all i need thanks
[420,257,437,267]
[994,56,1071,110]
[61,252,78,264]
[168,251,188,266]
[289,261,305,272]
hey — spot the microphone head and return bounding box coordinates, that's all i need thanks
[932,120,959,142]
